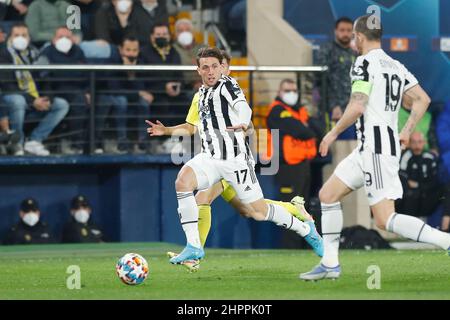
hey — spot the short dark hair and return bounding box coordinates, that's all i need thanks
[150,23,169,35]
[354,14,383,41]
[121,35,139,46]
[335,17,353,29]
[279,78,296,90]
[196,47,223,66]
[220,50,231,64]
[9,22,28,36]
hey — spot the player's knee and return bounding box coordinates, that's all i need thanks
[175,174,194,192]
[374,216,388,230]
[195,190,213,205]
[319,187,338,204]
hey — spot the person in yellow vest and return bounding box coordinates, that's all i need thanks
[266,79,323,248]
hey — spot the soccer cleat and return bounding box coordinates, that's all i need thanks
[167,251,200,272]
[299,263,341,281]
[169,243,204,265]
[290,196,314,221]
[304,221,324,257]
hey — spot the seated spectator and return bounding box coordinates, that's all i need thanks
[141,23,188,125]
[3,197,55,245]
[396,132,440,217]
[62,195,104,243]
[0,22,69,156]
[94,0,156,46]
[38,26,89,154]
[25,0,80,48]
[95,35,152,153]
[173,18,204,92]
[1,0,33,21]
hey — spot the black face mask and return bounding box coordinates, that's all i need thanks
[154,37,168,48]
[125,56,137,63]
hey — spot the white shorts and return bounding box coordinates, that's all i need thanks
[185,152,263,203]
[334,148,403,206]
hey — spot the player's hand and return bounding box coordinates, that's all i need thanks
[319,130,338,157]
[399,130,410,150]
[146,120,166,136]
[226,123,248,132]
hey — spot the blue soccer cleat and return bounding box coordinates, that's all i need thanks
[169,243,205,265]
[304,221,324,257]
[299,263,341,281]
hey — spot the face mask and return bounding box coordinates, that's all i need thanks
[12,36,29,51]
[154,37,168,48]
[281,91,299,106]
[117,0,132,13]
[55,37,73,54]
[23,212,39,227]
[74,209,90,224]
[177,31,193,47]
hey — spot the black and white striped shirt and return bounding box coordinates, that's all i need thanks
[197,75,252,160]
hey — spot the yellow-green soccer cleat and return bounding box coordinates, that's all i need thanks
[166,251,200,272]
[290,196,314,222]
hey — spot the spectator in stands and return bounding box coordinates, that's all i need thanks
[70,0,101,41]
[94,0,157,46]
[25,0,80,48]
[396,132,440,217]
[173,18,204,92]
[96,35,152,154]
[38,26,89,154]
[437,99,450,232]
[0,26,6,46]
[62,195,104,243]
[0,0,32,21]
[141,23,187,125]
[316,17,356,139]
[0,22,69,156]
[3,197,55,245]
[266,79,323,248]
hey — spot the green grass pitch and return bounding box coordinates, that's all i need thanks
[0,242,449,300]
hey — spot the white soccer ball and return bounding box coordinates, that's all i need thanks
[116,253,149,285]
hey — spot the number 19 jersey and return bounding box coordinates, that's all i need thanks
[350,48,418,157]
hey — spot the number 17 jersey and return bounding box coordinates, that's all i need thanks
[350,48,418,157]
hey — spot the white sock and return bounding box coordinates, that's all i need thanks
[321,202,343,268]
[386,213,450,250]
[177,192,201,248]
[265,203,310,237]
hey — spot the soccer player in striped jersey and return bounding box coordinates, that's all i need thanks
[300,15,450,281]
[153,51,315,271]
[147,47,323,267]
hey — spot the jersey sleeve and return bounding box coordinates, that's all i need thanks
[185,92,200,126]
[350,56,374,96]
[402,64,419,92]
[220,77,248,109]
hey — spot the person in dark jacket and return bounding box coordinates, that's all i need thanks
[0,22,69,156]
[266,78,323,248]
[94,0,164,46]
[3,198,55,245]
[38,26,89,154]
[62,195,104,243]
[396,132,440,217]
[95,35,152,153]
[140,23,188,125]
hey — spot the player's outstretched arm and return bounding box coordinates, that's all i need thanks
[146,120,196,137]
[319,92,368,157]
[399,85,431,149]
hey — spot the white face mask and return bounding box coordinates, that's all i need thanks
[74,209,90,224]
[281,91,299,106]
[116,0,132,13]
[12,36,29,51]
[177,31,193,47]
[22,212,39,227]
[55,37,73,54]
